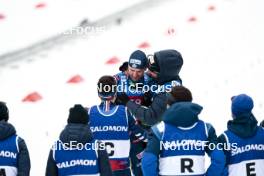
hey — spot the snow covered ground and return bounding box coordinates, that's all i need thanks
[0,0,264,175]
[0,0,147,55]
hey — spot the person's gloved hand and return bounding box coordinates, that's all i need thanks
[142,91,152,107]
[115,92,130,105]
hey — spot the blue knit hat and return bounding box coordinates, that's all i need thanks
[231,94,254,117]
[128,50,148,69]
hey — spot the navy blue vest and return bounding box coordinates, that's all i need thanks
[0,135,19,176]
[157,120,208,176]
[53,140,99,176]
[224,127,264,176]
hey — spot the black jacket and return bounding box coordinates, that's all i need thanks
[126,49,183,126]
[0,120,31,176]
[153,49,183,85]
[45,123,112,176]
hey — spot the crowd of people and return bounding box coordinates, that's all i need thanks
[1,49,264,176]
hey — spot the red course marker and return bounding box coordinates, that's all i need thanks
[105,56,120,64]
[208,5,216,11]
[138,42,150,49]
[67,75,84,84]
[0,14,5,20]
[188,16,197,22]
[35,3,46,9]
[22,92,42,102]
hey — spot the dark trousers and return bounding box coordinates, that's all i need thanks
[129,141,145,176]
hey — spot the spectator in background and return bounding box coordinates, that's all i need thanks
[0,101,31,176]
[218,94,264,176]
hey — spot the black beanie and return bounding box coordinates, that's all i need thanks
[0,101,9,121]
[67,104,88,124]
[167,86,193,105]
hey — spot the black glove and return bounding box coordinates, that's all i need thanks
[142,91,152,107]
[260,120,264,127]
[115,92,130,105]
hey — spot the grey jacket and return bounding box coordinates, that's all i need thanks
[126,92,167,126]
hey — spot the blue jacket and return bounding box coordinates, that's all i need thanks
[0,120,31,176]
[142,102,225,176]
